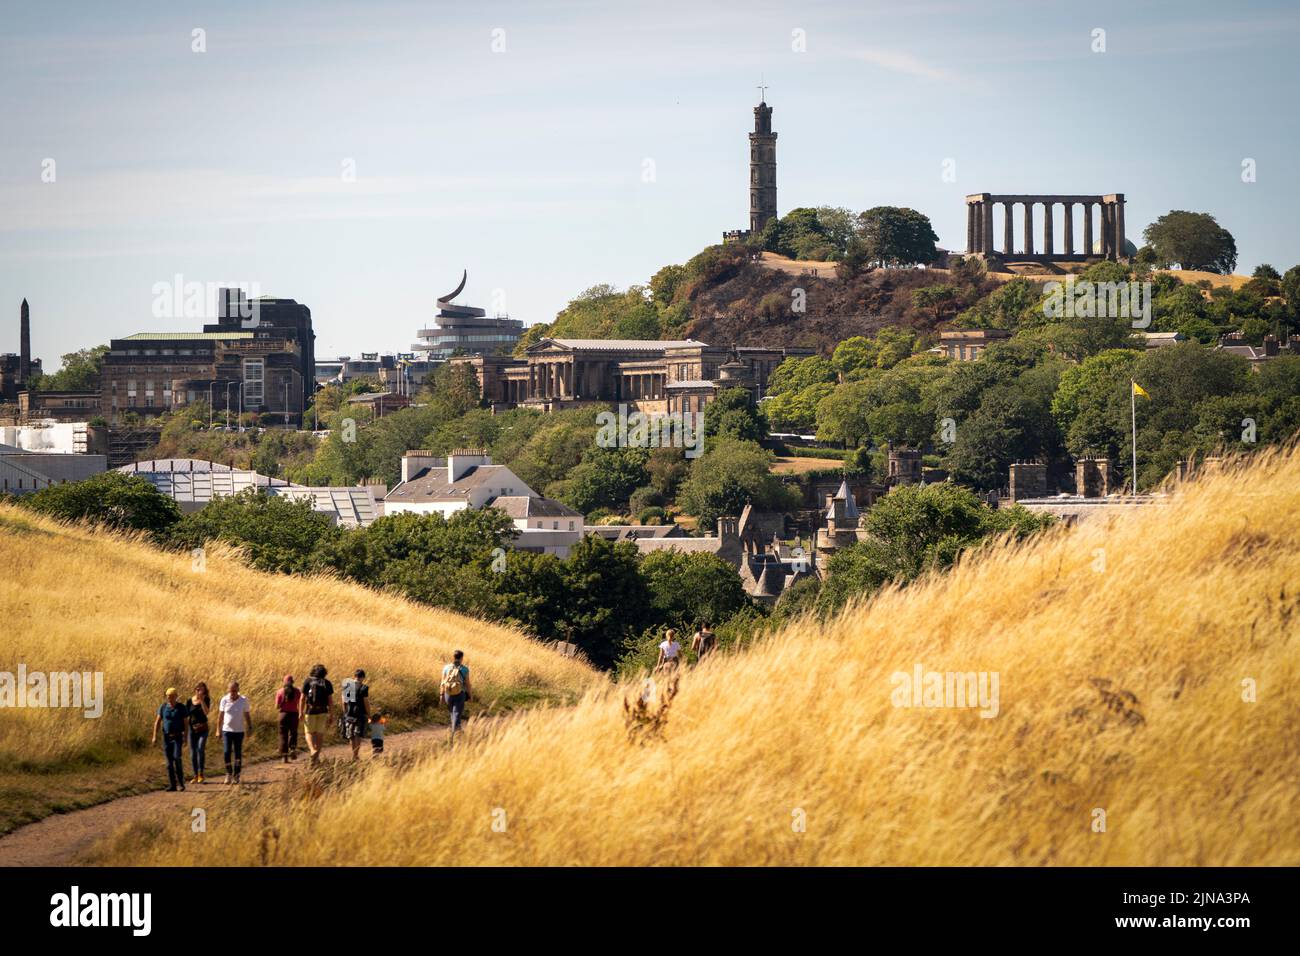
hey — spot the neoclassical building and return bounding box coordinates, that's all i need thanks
[453,338,813,414]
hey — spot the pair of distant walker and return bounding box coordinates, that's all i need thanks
[654,623,717,672]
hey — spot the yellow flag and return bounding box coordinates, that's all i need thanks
[1132,380,1150,399]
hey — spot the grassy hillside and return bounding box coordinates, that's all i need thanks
[0,506,599,833]
[98,448,1300,866]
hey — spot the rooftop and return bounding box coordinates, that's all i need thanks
[490,495,583,519]
[119,332,256,341]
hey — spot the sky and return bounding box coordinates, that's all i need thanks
[2,0,1299,365]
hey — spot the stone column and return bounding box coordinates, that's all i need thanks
[966,203,976,253]
[1003,202,1014,257]
[1043,202,1054,257]
[1083,203,1093,257]
[1102,204,1113,258]
[1023,202,1034,256]
[982,200,994,254]
[1063,203,1074,255]
[1114,195,1126,260]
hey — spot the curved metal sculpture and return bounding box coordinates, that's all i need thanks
[438,269,468,307]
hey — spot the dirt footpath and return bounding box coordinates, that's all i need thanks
[0,721,474,866]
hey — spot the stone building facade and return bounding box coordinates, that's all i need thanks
[99,290,315,426]
[453,338,812,414]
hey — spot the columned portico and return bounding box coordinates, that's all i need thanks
[965,193,1128,262]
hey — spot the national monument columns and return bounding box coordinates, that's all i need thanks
[964,193,1127,262]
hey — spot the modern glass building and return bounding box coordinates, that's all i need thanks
[413,270,523,361]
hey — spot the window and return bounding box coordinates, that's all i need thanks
[243,358,265,407]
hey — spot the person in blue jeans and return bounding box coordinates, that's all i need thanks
[440,650,472,743]
[150,687,190,792]
[188,682,211,783]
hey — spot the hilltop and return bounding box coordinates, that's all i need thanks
[96,447,1300,866]
[0,506,600,833]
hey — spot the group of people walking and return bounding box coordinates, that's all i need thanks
[654,623,717,672]
[149,652,476,791]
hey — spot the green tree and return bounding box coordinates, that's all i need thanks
[854,206,940,268]
[1143,210,1238,274]
[639,550,749,632]
[703,387,767,442]
[19,471,181,537]
[29,345,108,392]
[677,438,799,530]
[169,488,339,574]
[556,535,650,668]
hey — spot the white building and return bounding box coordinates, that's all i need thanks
[118,459,379,528]
[384,449,583,556]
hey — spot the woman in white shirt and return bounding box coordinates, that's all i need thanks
[655,629,682,672]
[218,681,253,784]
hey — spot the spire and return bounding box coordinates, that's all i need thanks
[833,479,860,520]
[19,298,30,384]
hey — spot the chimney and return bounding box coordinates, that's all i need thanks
[1264,334,1279,357]
[1008,460,1047,502]
[19,299,30,384]
[400,449,443,483]
[717,515,739,543]
[447,447,489,483]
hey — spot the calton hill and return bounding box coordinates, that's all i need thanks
[11,205,1299,677]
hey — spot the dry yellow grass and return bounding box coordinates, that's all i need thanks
[770,455,849,475]
[0,506,599,830]
[100,448,1300,866]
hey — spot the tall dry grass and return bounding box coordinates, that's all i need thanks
[0,506,599,826]
[101,447,1300,866]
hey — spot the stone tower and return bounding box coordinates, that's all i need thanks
[19,298,30,384]
[749,99,778,233]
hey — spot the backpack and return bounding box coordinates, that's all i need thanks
[305,677,330,710]
[441,664,464,697]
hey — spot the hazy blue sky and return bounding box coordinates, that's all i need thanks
[2,0,1298,364]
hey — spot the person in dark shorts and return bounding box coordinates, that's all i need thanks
[275,675,301,763]
[369,709,386,755]
[299,664,333,765]
[151,687,189,791]
[340,669,370,761]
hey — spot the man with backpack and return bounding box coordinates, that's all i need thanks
[299,664,334,765]
[339,669,370,761]
[691,622,717,661]
[440,650,471,742]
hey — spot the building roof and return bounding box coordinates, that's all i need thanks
[666,380,716,389]
[529,338,707,353]
[585,524,685,541]
[119,332,255,341]
[115,459,378,526]
[490,495,582,519]
[827,480,860,520]
[384,463,521,502]
[269,487,379,528]
[939,329,1011,341]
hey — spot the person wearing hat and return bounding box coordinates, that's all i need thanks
[150,687,190,792]
[340,668,370,761]
[274,674,301,763]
